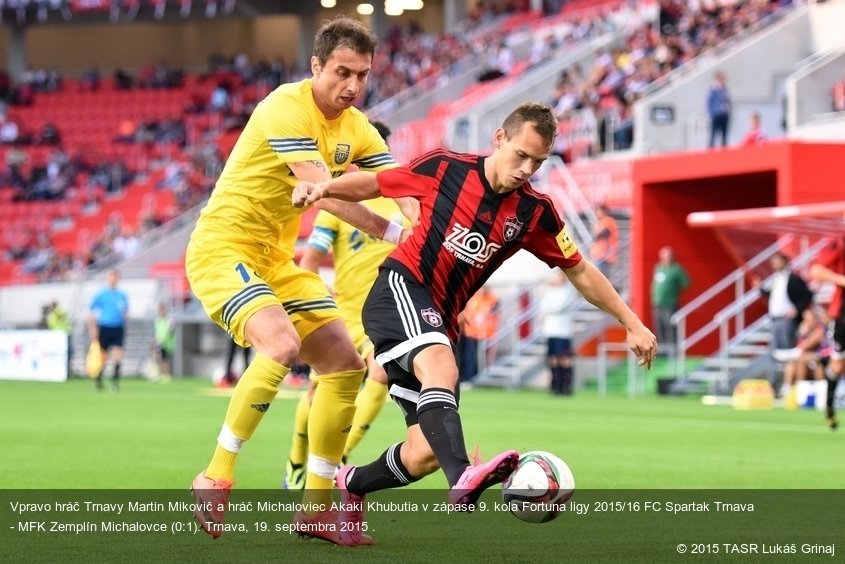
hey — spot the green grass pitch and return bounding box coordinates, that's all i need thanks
[1,376,842,563]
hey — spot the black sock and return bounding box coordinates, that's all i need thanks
[346,442,417,495]
[417,387,469,487]
[561,366,573,394]
[826,377,837,416]
[550,366,561,393]
[113,362,121,383]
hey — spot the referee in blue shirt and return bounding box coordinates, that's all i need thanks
[87,269,129,391]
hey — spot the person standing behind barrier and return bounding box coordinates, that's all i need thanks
[651,246,690,352]
[757,252,813,355]
[221,338,252,388]
[457,285,500,388]
[707,71,731,148]
[809,237,845,430]
[46,300,73,377]
[87,269,128,391]
[540,268,579,395]
[589,204,618,280]
[153,303,175,381]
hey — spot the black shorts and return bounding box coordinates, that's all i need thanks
[547,337,572,357]
[98,326,125,350]
[362,266,457,426]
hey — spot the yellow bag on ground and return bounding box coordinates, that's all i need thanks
[86,342,103,378]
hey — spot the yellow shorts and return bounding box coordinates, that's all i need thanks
[186,227,339,347]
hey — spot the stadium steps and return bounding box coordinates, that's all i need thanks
[673,325,775,395]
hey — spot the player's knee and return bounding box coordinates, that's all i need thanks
[255,332,301,367]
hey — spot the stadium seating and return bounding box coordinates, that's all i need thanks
[0,80,200,285]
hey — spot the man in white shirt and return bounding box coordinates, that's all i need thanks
[540,269,580,395]
[758,253,813,392]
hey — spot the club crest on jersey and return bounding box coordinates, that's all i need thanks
[420,308,443,327]
[503,216,523,242]
[334,143,351,165]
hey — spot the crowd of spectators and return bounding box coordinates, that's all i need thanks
[549,0,788,158]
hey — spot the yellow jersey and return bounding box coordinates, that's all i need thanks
[308,198,409,325]
[195,78,397,262]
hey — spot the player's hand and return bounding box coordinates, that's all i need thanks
[626,322,657,369]
[399,227,413,244]
[292,181,326,208]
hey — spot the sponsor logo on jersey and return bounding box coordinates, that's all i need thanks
[421,308,443,327]
[503,216,523,242]
[334,143,351,165]
[443,222,502,268]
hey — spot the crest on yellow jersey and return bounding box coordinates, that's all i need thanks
[334,143,351,165]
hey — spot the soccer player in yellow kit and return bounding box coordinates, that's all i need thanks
[284,190,414,490]
[185,17,404,546]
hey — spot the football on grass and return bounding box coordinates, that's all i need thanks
[502,450,575,523]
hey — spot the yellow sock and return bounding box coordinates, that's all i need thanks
[343,378,388,461]
[206,446,238,481]
[302,367,365,508]
[206,353,289,480]
[289,392,310,466]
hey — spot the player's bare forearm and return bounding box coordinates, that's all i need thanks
[396,197,420,225]
[318,199,392,241]
[320,171,381,202]
[299,247,325,275]
[292,171,380,208]
[565,260,638,326]
[810,264,845,288]
[289,160,333,183]
[564,259,657,367]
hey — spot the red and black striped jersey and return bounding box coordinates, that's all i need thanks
[376,148,582,339]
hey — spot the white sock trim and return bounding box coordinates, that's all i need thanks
[308,455,338,479]
[217,424,246,453]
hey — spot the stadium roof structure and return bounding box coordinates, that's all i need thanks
[686,200,845,267]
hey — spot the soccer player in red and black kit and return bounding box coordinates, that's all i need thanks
[810,237,845,430]
[293,102,657,544]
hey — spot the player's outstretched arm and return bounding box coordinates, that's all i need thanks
[564,260,657,368]
[289,164,400,243]
[809,263,845,288]
[292,171,380,207]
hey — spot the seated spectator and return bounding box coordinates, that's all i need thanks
[115,119,137,144]
[80,67,101,91]
[112,226,141,260]
[209,82,231,113]
[37,122,61,146]
[478,39,513,82]
[0,117,20,144]
[740,112,767,147]
[114,68,134,90]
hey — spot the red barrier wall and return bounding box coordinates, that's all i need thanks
[631,141,845,354]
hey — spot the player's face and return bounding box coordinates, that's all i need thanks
[493,123,551,190]
[311,47,372,118]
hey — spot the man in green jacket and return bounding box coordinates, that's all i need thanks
[651,246,691,351]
